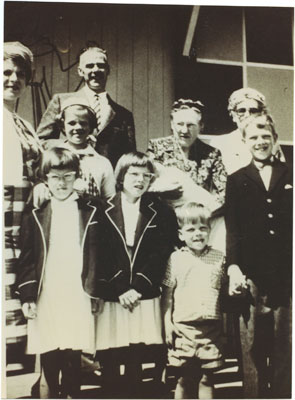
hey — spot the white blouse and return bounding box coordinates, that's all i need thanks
[121,192,140,247]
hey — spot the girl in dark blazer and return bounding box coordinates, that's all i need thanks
[16,147,103,398]
[94,151,178,397]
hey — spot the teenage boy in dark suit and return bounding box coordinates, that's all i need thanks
[225,114,292,399]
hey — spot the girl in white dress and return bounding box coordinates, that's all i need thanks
[16,147,101,398]
[94,152,178,397]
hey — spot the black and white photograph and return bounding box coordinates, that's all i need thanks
[2,1,294,398]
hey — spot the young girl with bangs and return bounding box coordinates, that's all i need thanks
[16,147,102,398]
[94,151,178,397]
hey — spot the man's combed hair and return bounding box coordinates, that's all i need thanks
[77,40,108,62]
[39,147,80,180]
[176,202,212,228]
[114,152,155,192]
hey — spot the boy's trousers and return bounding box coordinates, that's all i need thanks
[238,279,291,399]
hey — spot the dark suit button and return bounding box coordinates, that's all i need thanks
[266,198,272,203]
[268,214,274,218]
[269,230,275,235]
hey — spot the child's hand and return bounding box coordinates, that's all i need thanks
[33,183,51,208]
[228,264,248,297]
[91,298,104,315]
[164,321,174,346]
[119,289,142,312]
[22,302,37,319]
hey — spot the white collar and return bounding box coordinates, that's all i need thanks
[121,192,141,209]
[253,156,274,170]
[51,191,79,206]
[63,141,96,156]
[83,85,108,102]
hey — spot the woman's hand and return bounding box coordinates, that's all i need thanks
[119,289,142,312]
[22,302,37,319]
[33,182,51,208]
[91,298,104,315]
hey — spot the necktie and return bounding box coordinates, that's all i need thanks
[92,94,101,132]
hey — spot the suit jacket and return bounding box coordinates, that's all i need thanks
[16,197,105,303]
[37,88,136,168]
[225,159,292,306]
[147,136,227,205]
[94,192,178,301]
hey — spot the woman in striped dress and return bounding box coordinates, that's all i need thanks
[3,41,42,371]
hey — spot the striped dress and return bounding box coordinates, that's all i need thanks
[3,107,42,365]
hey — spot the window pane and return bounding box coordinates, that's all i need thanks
[194,6,243,62]
[245,7,293,66]
[175,61,243,134]
[247,66,293,142]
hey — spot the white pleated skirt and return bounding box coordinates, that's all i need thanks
[95,297,163,350]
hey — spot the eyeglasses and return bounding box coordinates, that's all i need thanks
[235,107,261,116]
[46,172,76,183]
[126,171,154,181]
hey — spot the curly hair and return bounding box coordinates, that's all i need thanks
[228,88,268,115]
[170,98,205,121]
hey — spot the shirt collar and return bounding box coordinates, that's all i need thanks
[121,191,141,209]
[83,85,108,102]
[51,191,79,206]
[253,156,274,170]
[63,141,95,157]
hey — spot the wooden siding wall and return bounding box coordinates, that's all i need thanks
[5,3,177,151]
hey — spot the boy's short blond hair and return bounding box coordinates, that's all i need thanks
[176,202,212,229]
[242,113,278,139]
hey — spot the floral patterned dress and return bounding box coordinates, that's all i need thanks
[147,135,227,205]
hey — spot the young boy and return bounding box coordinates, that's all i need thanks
[161,202,226,399]
[42,97,115,199]
[225,114,292,398]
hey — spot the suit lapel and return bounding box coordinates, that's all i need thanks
[244,162,267,191]
[268,160,288,193]
[100,95,116,132]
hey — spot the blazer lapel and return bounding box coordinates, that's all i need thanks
[105,193,125,240]
[77,198,97,245]
[133,197,157,251]
[268,160,288,193]
[33,201,52,252]
[244,162,267,191]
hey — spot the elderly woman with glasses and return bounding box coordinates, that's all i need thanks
[3,42,42,371]
[147,98,227,251]
[211,88,285,174]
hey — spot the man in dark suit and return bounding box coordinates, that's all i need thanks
[225,114,292,399]
[37,42,136,168]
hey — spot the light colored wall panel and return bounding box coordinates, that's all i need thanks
[117,6,133,111]
[51,5,71,96]
[101,5,118,100]
[147,7,164,141]
[133,7,149,151]
[247,67,294,142]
